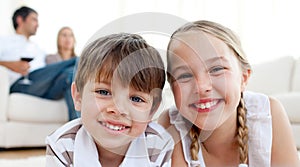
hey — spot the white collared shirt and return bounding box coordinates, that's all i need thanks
[0,34,46,85]
[46,119,174,167]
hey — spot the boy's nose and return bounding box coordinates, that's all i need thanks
[106,99,129,116]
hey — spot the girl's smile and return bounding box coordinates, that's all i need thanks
[190,98,220,113]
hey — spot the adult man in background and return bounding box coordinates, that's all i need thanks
[0,6,78,120]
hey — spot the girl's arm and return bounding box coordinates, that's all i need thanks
[270,97,300,166]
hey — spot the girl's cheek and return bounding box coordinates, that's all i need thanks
[172,83,184,108]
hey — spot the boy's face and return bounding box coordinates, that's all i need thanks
[71,78,155,153]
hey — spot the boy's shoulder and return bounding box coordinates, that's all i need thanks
[146,122,172,138]
[144,121,174,148]
[46,118,82,144]
[129,122,173,166]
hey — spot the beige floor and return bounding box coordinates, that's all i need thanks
[0,147,299,160]
[0,147,45,159]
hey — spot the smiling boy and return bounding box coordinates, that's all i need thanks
[46,33,174,167]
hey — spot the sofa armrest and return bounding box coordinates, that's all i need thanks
[0,65,10,121]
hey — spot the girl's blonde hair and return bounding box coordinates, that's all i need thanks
[167,20,251,164]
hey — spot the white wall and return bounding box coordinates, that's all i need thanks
[0,0,22,35]
[1,0,300,65]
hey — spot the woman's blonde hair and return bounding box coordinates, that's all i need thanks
[167,20,251,164]
[57,26,76,57]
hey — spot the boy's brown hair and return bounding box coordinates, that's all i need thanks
[74,33,165,111]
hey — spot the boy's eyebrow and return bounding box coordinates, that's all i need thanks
[95,80,111,85]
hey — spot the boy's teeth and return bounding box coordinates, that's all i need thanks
[195,101,217,109]
[101,122,125,131]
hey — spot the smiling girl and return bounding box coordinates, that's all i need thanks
[159,20,299,167]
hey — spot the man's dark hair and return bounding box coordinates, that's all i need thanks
[12,6,37,30]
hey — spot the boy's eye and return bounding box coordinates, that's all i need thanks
[95,89,111,96]
[130,96,145,103]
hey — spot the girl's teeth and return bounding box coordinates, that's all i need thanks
[195,101,217,109]
[101,122,125,131]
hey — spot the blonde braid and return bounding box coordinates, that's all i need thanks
[189,125,200,163]
[237,93,249,164]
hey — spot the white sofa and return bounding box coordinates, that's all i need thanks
[246,56,300,149]
[0,65,69,148]
[1,56,299,150]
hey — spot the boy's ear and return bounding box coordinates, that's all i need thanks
[71,82,82,111]
[151,100,161,115]
[148,100,161,122]
[150,95,163,118]
[241,69,251,91]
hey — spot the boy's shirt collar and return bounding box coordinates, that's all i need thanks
[73,124,150,167]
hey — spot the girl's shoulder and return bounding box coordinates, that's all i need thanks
[244,91,271,117]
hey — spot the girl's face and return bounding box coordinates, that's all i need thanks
[71,77,154,155]
[168,31,249,130]
[58,28,75,51]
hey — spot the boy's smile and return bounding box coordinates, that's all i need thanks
[72,80,154,152]
[100,120,130,133]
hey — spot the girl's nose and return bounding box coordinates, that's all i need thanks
[195,73,212,95]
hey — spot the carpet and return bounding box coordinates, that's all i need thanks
[0,156,45,167]
[0,152,299,166]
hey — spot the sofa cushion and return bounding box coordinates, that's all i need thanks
[291,57,300,92]
[272,93,300,123]
[292,125,300,149]
[8,93,69,123]
[246,56,295,95]
[0,66,10,121]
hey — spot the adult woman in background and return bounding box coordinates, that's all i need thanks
[46,26,76,64]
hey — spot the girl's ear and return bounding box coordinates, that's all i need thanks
[71,82,82,111]
[241,69,251,91]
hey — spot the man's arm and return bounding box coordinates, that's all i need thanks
[0,60,30,75]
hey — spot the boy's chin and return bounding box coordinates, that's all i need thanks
[100,141,132,155]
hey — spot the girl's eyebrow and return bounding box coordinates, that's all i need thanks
[205,56,227,64]
[170,65,191,75]
[171,56,229,73]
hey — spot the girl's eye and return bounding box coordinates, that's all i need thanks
[95,89,111,96]
[130,96,145,103]
[176,73,193,82]
[209,66,225,74]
